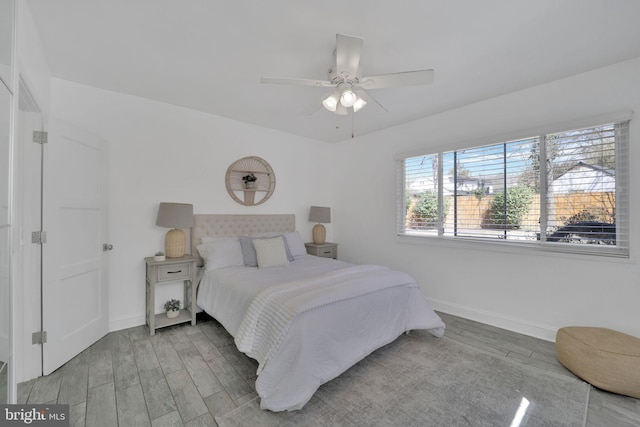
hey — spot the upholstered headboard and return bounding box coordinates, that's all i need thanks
[190,214,296,265]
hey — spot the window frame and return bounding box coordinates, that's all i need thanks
[395,113,632,258]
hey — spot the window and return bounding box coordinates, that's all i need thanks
[397,119,630,257]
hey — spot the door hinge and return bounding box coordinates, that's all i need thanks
[33,130,48,144]
[32,331,47,345]
[31,231,47,244]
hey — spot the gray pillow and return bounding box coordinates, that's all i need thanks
[239,235,294,267]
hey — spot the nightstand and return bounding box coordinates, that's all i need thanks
[145,255,198,335]
[305,242,338,259]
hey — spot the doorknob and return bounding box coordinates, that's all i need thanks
[103,243,114,251]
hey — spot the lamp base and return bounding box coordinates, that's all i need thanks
[165,228,186,258]
[312,224,326,245]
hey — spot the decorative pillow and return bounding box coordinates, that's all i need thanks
[196,237,244,271]
[283,231,307,258]
[252,236,289,269]
[249,232,281,238]
[239,235,294,267]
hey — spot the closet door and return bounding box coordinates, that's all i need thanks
[18,80,44,381]
[0,0,13,404]
[0,71,10,404]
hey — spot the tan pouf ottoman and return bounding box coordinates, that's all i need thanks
[556,326,640,399]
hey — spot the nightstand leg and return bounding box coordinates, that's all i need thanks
[186,280,196,325]
[148,280,155,336]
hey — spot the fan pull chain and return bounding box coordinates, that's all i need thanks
[351,111,355,138]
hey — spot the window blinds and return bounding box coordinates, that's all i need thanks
[402,154,441,236]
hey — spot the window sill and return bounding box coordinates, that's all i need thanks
[396,233,631,263]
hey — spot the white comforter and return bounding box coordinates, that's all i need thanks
[197,255,445,411]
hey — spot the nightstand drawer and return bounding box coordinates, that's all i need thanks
[305,242,338,259]
[157,263,191,281]
[316,247,336,258]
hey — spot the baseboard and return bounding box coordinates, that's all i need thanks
[429,298,558,342]
[109,314,145,333]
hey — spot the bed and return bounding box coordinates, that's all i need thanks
[192,214,445,412]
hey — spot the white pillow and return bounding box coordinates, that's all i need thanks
[283,231,307,258]
[196,237,244,271]
[252,236,289,269]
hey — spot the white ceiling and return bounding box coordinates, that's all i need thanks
[25,0,640,143]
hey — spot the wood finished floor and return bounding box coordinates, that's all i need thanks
[17,312,640,427]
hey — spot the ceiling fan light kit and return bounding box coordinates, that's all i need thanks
[336,103,348,116]
[261,34,434,117]
[339,89,357,107]
[352,97,367,112]
[322,86,365,113]
[322,92,340,111]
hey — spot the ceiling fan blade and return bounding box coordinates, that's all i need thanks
[359,69,434,89]
[260,76,334,88]
[335,34,364,80]
[355,90,387,113]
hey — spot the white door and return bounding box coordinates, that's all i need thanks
[17,81,45,380]
[42,119,109,375]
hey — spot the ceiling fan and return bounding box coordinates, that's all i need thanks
[260,34,435,115]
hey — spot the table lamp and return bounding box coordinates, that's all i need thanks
[309,206,331,244]
[156,202,194,258]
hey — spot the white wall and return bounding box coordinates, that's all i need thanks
[49,79,333,331]
[332,57,640,341]
[16,0,50,118]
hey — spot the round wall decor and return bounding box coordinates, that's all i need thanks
[225,156,276,206]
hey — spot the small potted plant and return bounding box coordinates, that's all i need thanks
[164,299,180,318]
[154,251,165,262]
[242,173,257,189]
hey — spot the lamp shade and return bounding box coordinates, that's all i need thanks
[340,90,357,107]
[322,92,340,112]
[309,206,331,224]
[156,203,194,229]
[353,96,367,112]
